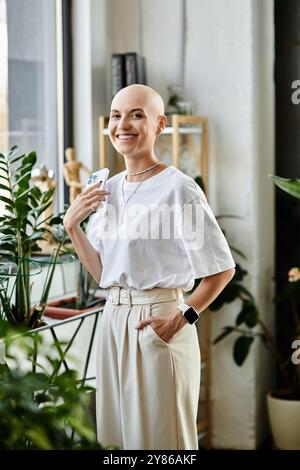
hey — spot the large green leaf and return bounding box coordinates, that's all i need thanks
[9,153,25,165]
[26,231,46,241]
[0,227,15,235]
[232,263,248,282]
[0,160,7,171]
[4,217,22,228]
[233,336,254,366]
[0,235,15,243]
[15,199,31,216]
[40,188,55,206]
[0,195,14,209]
[30,185,42,199]
[236,299,258,327]
[22,151,37,166]
[0,249,16,257]
[6,145,18,159]
[209,282,240,311]
[12,170,33,190]
[270,175,300,199]
[49,215,64,225]
[0,173,9,182]
[0,184,10,193]
[235,283,254,301]
[16,186,36,201]
[32,200,54,219]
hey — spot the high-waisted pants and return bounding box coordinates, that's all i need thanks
[95,286,201,450]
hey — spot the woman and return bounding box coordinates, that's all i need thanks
[63,84,236,450]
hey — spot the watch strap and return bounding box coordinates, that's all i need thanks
[177,302,198,315]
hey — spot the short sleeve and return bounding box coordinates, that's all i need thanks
[176,187,236,279]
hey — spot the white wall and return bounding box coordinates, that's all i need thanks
[176,0,275,449]
[72,0,109,173]
[72,0,275,449]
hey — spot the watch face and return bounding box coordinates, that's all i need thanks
[184,307,198,324]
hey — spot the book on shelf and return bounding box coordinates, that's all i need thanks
[111,52,146,97]
[111,53,126,97]
[124,52,146,86]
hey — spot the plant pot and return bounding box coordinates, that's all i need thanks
[267,391,300,450]
[45,295,106,320]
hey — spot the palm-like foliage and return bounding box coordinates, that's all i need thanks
[270,175,300,199]
[0,146,67,329]
[0,332,112,450]
[212,175,300,399]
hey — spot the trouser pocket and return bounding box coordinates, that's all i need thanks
[148,300,190,345]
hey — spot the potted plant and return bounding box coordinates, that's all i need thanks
[0,147,108,445]
[44,254,106,320]
[0,146,69,330]
[0,328,117,450]
[213,175,300,449]
[0,145,103,350]
[0,145,104,325]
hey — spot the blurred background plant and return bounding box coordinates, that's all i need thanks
[45,220,105,314]
[0,329,117,450]
[76,263,103,310]
[67,216,104,311]
[209,175,300,400]
[0,146,71,329]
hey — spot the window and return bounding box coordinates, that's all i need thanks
[0,0,8,151]
[0,0,58,187]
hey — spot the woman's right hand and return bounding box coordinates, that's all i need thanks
[63,181,110,231]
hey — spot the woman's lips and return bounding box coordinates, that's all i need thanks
[116,134,138,140]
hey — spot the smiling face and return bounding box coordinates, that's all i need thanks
[108,85,166,160]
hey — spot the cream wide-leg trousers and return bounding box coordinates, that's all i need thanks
[96,286,201,450]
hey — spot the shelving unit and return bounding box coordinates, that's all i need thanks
[98,114,212,448]
[99,114,208,185]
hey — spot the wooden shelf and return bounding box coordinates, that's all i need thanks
[99,114,208,185]
[102,126,202,136]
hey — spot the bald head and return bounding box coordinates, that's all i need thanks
[108,84,167,154]
[111,84,165,118]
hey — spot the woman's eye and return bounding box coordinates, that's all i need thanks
[111,115,119,119]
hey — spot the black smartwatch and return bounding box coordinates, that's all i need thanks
[177,302,199,324]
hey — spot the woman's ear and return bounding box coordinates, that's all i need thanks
[156,115,168,135]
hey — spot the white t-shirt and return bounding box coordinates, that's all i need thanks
[86,165,235,291]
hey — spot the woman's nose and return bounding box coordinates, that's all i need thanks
[118,116,131,130]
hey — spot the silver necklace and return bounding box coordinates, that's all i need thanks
[119,164,161,225]
[127,161,161,176]
[121,177,144,205]
[119,177,144,225]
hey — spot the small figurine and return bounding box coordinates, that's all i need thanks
[63,148,91,203]
[31,164,56,246]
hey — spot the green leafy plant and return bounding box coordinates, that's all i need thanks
[0,146,69,329]
[270,175,300,199]
[77,264,103,310]
[210,175,300,400]
[0,330,116,450]
[0,147,112,449]
[55,220,104,312]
